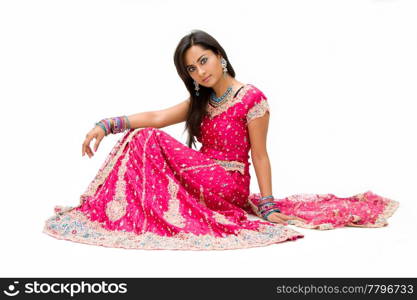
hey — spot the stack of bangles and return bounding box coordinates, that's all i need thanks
[95,115,131,136]
[258,195,281,221]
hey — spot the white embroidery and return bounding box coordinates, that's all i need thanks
[82,129,139,200]
[106,128,154,222]
[163,176,186,228]
[246,98,270,124]
[179,163,220,173]
[213,159,245,175]
[212,211,235,225]
[44,207,304,250]
[106,141,132,221]
[206,84,253,119]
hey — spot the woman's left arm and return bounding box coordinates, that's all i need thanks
[248,113,307,225]
[247,112,273,198]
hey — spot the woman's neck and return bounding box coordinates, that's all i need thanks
[212,75,241,98]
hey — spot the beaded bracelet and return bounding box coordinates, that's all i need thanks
[258,195,281,221]
[95,115,131,136]
[262,209,281,221]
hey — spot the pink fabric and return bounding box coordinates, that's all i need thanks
[43,84,399,250]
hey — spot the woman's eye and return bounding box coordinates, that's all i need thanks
[187,57,207,72]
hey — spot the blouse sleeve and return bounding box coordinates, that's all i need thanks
[245,88,270,125]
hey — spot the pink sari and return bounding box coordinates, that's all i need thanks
[43,84,399,250]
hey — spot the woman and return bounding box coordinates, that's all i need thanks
[43,30,398,250]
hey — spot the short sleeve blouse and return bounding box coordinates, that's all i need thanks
[245,87,270,124]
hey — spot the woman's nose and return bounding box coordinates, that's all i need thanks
[197,67,206,77]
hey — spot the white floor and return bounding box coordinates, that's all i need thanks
[1,186,413,277]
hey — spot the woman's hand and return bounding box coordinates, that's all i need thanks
[266,212,307,225]
[82,126,106,158]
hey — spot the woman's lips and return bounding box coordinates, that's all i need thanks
[203,75,211,82]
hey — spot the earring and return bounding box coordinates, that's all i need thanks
[221,57,228,78]
[194,80,200,96]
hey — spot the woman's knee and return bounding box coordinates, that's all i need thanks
[130,127,165,144]
[133,127,160,137]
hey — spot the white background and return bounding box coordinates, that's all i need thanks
[1,0,416,277]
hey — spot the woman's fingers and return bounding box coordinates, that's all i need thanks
[94,136,103,152]
[267,213,287,225]
[83,143,92,158]
[82,140,88,157]
[83,127,105,157]
[279,214,307,223]
[267,212,308,225]
[86,145,93,158]
[263,211,307,226]
[82,133,95,158]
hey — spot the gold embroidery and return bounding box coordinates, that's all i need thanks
[81,128,144,202]
[162,176,186,228]
[248,192,400,230]
[179,160,245,175]
[199,186,206,206]
[212,211,235,225]
[44,207,304,250]
[105,149,130,221]
[198,186,217,236]
[140,130,154,232]
[206,84,253,119]
[213,159,245,175]
[106,199,127,222]
[53,127,153,227]
[179,163,220,173]
[246,98,270,124]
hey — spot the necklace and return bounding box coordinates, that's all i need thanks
[209,85,237,107]
[210,86,232,103]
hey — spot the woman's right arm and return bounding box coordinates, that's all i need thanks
[83,98,190,158]
[127,98,190,129]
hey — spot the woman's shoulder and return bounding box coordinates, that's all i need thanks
[244,84,270,124]
[243,84,268,105]
[247,83,266,96]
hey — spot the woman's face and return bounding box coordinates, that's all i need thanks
[184,45,223,87]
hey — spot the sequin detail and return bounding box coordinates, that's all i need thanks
[246,98,270,124]
[81,128,144,201]
[179,159,245,175]
[248,191,400,230]
[43,82,398,251]
[105,135,136,221]
[43,207,303,250]
[213,159,245,175]
[206,84,252,119]
[212,211,236,225]
[162,176,186,228]
[179,163,220,173]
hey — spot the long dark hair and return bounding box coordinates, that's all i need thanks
[173,29,236,149]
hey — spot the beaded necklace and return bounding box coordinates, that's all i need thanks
[210,86,232,106]
[209,85,244,108]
